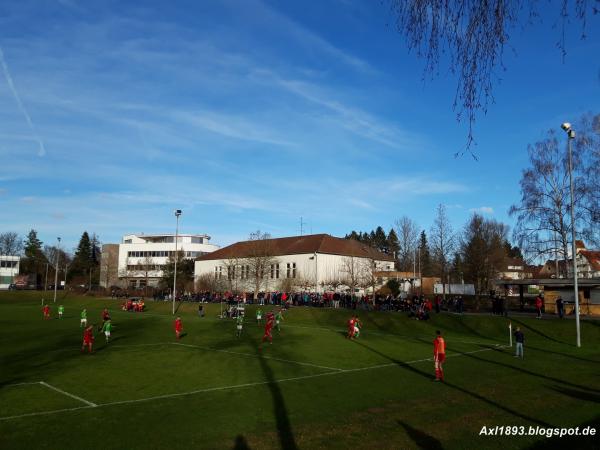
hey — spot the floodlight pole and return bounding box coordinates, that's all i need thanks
[172,210,182,315]
[562,125,581,347]
[53,237,61,303]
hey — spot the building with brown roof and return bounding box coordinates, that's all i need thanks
[195,234,395,294]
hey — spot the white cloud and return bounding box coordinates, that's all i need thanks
[469,206,494,214]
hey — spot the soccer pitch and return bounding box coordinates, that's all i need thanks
[1,292,598,449]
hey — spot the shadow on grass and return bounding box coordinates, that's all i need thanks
[233,435,251,450]
[353,340,553,427]
[461,350,600,394]
[510,318,569,346]
[255,350,298,450]
[397,420,443,449]
[547,385,600,404]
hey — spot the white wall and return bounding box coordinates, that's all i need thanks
[195,253,393,293]
[0,256,20,290]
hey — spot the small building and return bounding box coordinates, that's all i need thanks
[372,271,442,295]
[111,233,219,289]
[495,278,600,316]
[0,255,20,290]
[195,234,395,294]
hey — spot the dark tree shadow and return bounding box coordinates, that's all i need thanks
[548,385,600,404]
[510,318,569,345]
[255,352,299,450]
[397,420,443,449]
[233,435,251,450]
[353,340,553,427]
[460,350,600,394]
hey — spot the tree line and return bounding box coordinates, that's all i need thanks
[346,204,524,300]
[0,229,102,289]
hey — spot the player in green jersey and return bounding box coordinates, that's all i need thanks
[58,305,64,319]
[80,308,87,327]
[256,308,263,325]
[101,319,112,343]
[275,309,284,332]
[236,314,244,337]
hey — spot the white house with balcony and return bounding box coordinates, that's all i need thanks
[0,255,20,289]
[117,233,219,288]
[194,234,395,294]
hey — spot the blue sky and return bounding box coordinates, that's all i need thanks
[0,0,598,252]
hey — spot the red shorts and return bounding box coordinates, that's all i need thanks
[436,353,446,363]
[83,338,92,345]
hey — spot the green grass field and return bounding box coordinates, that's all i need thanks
[1,292,599,450]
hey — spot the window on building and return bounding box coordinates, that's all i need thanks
[271,264,279,279]
[287,263,296,278]
[124,239,132,244]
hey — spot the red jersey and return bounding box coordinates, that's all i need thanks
[433,336,446,356]
[83,328,94,343]
[348,318,355,328]
[43,305,49,313]
[174,319,183,331]
[535,297,542,308]
[265,313,274,329]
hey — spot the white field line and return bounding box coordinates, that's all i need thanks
[39,382,97,407]
[171,342,343,372]
[0,345,508,421]
[2,381,41,388]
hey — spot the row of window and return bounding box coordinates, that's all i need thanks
[215,263,297,280]
[0,261,18,268]
[127,264,165,271]
[127,251,206,258]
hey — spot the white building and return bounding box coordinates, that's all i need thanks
[195,234,395,294]
[117,233,219,288]
[0,256,20,290]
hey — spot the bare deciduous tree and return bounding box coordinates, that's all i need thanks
[246,230,279,299]
[430,204,456,299]
[0,232,22,256]
[509,113,600,271]
[340,256,364,297]
[394,216,419,272]
[386,0,597,154]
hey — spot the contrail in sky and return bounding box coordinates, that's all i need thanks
[0,46,46,157]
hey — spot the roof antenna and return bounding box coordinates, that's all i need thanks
[300,216,305,236]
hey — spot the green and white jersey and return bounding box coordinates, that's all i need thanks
[256,309,262,318]
[81,310,87,319]
[237,316,244,326]
[58,306,64,314]
[102,321,112,332]
[275,312,283,321]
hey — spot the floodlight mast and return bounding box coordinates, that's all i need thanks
[561,122,580,347]
[172,210,182,315]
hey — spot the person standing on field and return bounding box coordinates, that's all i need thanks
[80,308,88,327]
[174,316,183,340]
[43,304,50,320]
[514,327,524,358]
[433,330,446,382]
[535,296,543,319]
[58,304,64,319]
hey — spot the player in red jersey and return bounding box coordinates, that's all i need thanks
[347,316,356,339]
[42,304,50,320]
[262,311,275,344]
[81,325,94,353]
[433,330,446,381]
[174,317,183,340]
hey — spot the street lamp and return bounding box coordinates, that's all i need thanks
[561,122,581,348]
[172,209,182,315]
[53,237,61,303]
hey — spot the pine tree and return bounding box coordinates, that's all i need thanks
[21,229,47,285]
[418,230,433,276]
[373,226,387,251]
[70,232,92,282]
[387,228,400,263]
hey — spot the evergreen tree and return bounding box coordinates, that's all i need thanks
[21,229,47,285]
[418,231,433,276]
[387,228,400,263]
[70,232,92,282]
[373,226,387,252]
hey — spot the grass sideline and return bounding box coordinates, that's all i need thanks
[0,291,598,450]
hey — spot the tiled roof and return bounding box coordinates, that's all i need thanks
[197,234,395,262]
[579,250,600,271]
